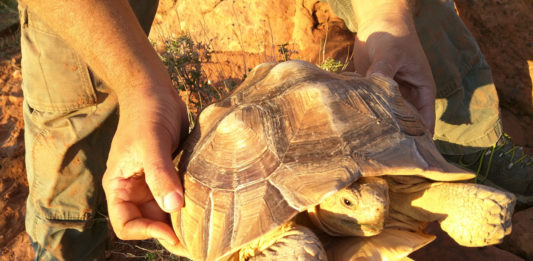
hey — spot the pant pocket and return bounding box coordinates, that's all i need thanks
[19,6,97,113]
[23,99,117,222]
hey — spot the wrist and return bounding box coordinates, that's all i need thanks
[353,0,415,39]
[114,80,185,123]
[115,83,189,146]
[113,75,174,103]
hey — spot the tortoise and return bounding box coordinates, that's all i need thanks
[164,60,515,260]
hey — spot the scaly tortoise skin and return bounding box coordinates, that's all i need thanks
[166,61,515,260]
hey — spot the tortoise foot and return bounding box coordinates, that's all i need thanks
[240,223,327,261]
[436,183,516,246]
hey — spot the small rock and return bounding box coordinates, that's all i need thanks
[11,69,21,79]
[499,207,533,260]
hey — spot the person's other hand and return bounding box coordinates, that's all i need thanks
[102,84,189,257]
[353,11,436,133]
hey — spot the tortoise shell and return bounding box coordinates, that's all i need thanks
[170,60,473,260]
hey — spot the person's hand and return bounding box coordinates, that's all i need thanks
[102,84,189,257]
[21,0,191,255]
[352,7,436,133]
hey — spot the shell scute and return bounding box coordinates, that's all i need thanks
[207,189,236,259]
[231,181,296,254]
[268,157,361,211]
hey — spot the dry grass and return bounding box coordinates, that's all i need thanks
[107,239,191,261]
[0,0,19,57]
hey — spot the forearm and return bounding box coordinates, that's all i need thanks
[20,0,172,102]
[351,0,415,39]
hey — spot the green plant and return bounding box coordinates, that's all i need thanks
[316,21,352,73]
[145,251,156,260]
[318,57,343,72]
[277,43,296,62]
[158,35,219,123]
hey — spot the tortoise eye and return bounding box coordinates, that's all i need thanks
[343,198,353,207]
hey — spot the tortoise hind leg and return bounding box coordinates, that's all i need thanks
[238,222,327,261]
[387,177,516,247]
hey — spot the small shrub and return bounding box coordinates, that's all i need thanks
[318,57,343,72]
[277,43,297,62]
[158,35,218,123]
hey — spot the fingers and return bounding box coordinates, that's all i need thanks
[142,135,185,213]
[366,60,396,79]
[112,203,189,257]
[111,200,177,242]
[369,62,436,134]
[361,38,436,134]
[102,172,172,240]
[103,174,189,257]
[416,101,436,134]
[158,231,191,258]
[353,38,371,75]
[414,83,436,134]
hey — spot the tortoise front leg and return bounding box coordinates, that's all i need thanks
[237,222,327,261]
[387,177,516,246]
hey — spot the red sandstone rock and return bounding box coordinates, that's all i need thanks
[499,207,533,260]
[151,0,354,82]
[455,0,533,150]
[409,222,524,261]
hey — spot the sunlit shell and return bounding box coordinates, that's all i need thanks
[171,60,474,260]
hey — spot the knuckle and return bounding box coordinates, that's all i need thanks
[145,167,175,188]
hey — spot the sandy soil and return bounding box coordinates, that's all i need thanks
[0,42,30,259]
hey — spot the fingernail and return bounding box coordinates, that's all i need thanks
[163,191,182,212]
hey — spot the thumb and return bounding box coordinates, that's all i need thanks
[143,140,184,213]
[366,58,397,79]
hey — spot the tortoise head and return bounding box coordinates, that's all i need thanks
[310,177,389,237]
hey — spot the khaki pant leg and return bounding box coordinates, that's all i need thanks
[413,0,502,155]
[322,0,502,155]
[19,1,158,260]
